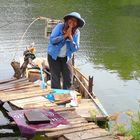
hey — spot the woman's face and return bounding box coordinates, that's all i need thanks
[67,17,78,28]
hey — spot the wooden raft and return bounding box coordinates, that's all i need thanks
[0,78,113,139]
[38,109,113,140]
[0,106,113,140]
[0,78,107,121]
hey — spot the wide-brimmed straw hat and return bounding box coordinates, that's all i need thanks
[64,12,85,28]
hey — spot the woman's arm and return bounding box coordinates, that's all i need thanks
[69,30,80,52]
[50,23,65,45]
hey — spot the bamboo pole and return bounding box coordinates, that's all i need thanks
[74,74,108,117]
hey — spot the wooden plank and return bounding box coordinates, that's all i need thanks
[0,78,29,87]
[0,81,32,91]
[0,78,16,84]
[23,102,56,109]
[73,66,88,82]
[59,136,114,140]
[0,137,27,140]
[0,78,28,86]
[58,136,67,140]
[75,99,103,119]
[2,86,49,96]
[3,84,39,92]
[67,117,87,124]
[73,66,108,118]
[58,110,81,119]
[24,106,75,112]
[0,80,31,88]
[52,107,75,112]
[38,122,97,133]
[63,128,109,140]
[58,110,87,124]
[9,96,56,109]
[45,123,98,138]
[10,96,48,104]
[0,88,53,102]
[3,86,40,93]
[88,136,114,140]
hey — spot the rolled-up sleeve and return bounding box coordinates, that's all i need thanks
[50,23,65,45]
[69,30,80,52]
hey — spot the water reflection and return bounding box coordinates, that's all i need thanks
[80,0,140,80]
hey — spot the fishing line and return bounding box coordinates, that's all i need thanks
[12,17,40,60]
[0,21,14,29]
[12,16,49,60]
[0,19,32,29]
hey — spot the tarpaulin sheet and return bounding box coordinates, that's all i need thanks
[8,109,69,138]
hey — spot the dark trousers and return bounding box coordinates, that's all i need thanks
[48,54,73,89]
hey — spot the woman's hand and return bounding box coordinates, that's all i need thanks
[64,26,73,41]
[67,26,73,41]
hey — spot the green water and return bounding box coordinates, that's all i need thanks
[0,0,140,114]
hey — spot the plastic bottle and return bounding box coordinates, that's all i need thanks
[70,91,78,107]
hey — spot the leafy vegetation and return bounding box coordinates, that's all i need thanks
[109,103,140,140]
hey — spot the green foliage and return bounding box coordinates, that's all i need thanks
[112,123,127,136]
[89,109,99,124]
[127,111,140,140]
[31,134,52,140]
[109,108,140,139]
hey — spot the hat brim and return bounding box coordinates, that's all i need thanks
[64,15,85,28]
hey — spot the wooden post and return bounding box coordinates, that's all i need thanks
[88,76,93,96]
[72,54,75,66]
[44,19,48,38]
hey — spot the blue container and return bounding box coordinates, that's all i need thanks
[47,93,55,101]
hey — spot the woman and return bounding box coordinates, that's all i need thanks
[47,12,85,89]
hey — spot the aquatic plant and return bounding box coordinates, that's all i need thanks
[126,110,140,140]
[89,109,99,124]
[31,134,52,140]
[109,103,140,140]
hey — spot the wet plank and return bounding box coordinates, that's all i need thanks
[63,128,110,140]
[45,122,98,138]
[39,123,96,133]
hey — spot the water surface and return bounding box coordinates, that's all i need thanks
[0,0,140,114]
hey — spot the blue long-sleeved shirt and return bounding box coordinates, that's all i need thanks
[47,23,80,60]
